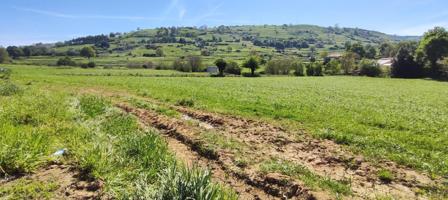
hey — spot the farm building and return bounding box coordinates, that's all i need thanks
[377,58,393,67]
[206,66,219,74]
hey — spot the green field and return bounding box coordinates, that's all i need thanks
[5,65,448,177]
[1,65,447,199]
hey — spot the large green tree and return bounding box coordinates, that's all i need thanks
[214,59,227,77]
[243,57,259,76]
[417,27,448,75]
[6,46,23,59]
[80,46,96,60]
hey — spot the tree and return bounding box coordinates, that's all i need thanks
[417,27,448,76]
[6,46,23,59]
[359,59,382,77]
[187,56,202,72]
[224,61,241,75]
[365,45,377,59]
[156,47,164,57]
[243,57,259,76]
[80,46,96,59]
[391,47,424,78]
[215,59,227,76]
[348,42,366,58]
[325,60,342,75]
[0,47,10,63]
[341,52,357,74]
[23,46,32,57]
[379,43,394,58]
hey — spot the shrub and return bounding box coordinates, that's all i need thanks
[242,72,260,77]
[293,62,306,76]
[224,61,241,75]
[359,59,382,77]
[0,81,21,96]
[0,68,11,80]
[56,57,76,66]
[87,62,96,68]
[306,62,324,76]
[325,60,342,75]
[265,58,295,75]
[0,47,10,63]
[142,61,155,69]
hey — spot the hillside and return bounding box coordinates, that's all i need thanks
[16,24,417,67]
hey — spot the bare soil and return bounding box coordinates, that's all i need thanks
[0,164,104,200]
[118,100,442,200]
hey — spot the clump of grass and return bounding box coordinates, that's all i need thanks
[155,165,237,200]
[0,81,21,96]
[78,95,108,117]
[260,159,351,196]
[377,169,394,183]
[176,98,194,107]
[0,179,58,200]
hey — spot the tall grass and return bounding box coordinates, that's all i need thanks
[0,87,236,199]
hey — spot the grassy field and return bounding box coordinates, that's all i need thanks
[0,70,236,199]
[1,64,447,199]
[4,65,448,178]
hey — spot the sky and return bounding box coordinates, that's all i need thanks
[1,0,448,46]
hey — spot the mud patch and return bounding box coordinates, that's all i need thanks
[0,165,104,200]
[118,103,316,200]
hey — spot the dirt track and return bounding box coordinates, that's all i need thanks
[118,100,441,200]
[0,164,103,200]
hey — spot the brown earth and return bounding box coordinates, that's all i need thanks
[0,164,104,200]
[117,100,442,200]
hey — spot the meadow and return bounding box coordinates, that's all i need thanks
[1,65,448,199]
[6,65,448,177]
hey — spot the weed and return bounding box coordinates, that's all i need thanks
[78,95,108,118]
[377,169,394,183]
[260,159,351,196]
[176,98,195,107]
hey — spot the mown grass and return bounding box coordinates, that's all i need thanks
[0,83,237,199]
[260,159,351,197]
[6,65,447,178]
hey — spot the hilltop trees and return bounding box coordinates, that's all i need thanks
[214,59,227,76]
[6,46,23,59]
[243,57,259,76]
[80,46,96,59]
[0,48,10,63]
[417,27,448,76]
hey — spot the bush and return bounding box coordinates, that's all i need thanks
[87,61,96,68]
[56,57,76,66]
[242,72,261,77]
[359,59,382,77]
[0,68,11,80]
[325,60,342,75]
[224,61,241,75]
[293,62,306,76]
[0,81,21,96]
[142,61,155,69]
[265,59,295,75]
[306,62,324,76]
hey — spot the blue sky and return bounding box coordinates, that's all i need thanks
[1,0,447,46]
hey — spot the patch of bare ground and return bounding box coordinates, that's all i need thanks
[1,164,104,200]
[173,106,443,200]
[118,104,316,200]
[117,99,444,200]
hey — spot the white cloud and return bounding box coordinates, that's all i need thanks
[13,6,162,21]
